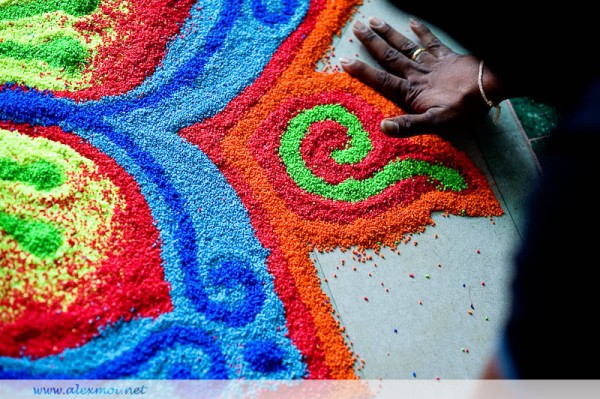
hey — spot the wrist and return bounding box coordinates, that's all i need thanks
[479,61,513,104]
[478,60,506,123]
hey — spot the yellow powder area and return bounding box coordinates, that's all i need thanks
[0,128,124,322]
[0,0,129,91]
[1,13,93,90]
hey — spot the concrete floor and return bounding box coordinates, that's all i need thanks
[314,0,541,380]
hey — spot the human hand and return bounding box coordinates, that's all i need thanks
[341,18,504,138]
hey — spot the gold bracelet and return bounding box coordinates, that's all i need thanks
[478,60,501,124]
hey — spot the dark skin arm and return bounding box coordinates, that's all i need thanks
[340,18,516,138]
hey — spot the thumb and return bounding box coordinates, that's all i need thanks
[380,113,438,138]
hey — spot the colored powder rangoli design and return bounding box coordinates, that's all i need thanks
[0,0,503,379]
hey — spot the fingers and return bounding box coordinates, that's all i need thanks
[352,18,455,66]
[340,58,408,106]
[409,19,454,58]
[351,20,415,73]
[366,17,430,63]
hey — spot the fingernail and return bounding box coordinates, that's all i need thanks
[368,16,385,28]
[339,58,354,66]
[381,120,399,135]
[410,18,421,27]
[353,20,367,32]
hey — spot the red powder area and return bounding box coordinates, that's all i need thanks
[0,122,172,359]
[58,0,196,101]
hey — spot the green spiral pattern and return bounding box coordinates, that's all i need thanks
[279,104,468,202]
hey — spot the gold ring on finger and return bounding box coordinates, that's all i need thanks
[411,47,427,61]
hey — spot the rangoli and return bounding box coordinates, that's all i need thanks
[0,0,503,379]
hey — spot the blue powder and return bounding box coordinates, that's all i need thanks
[244,340,285,373]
